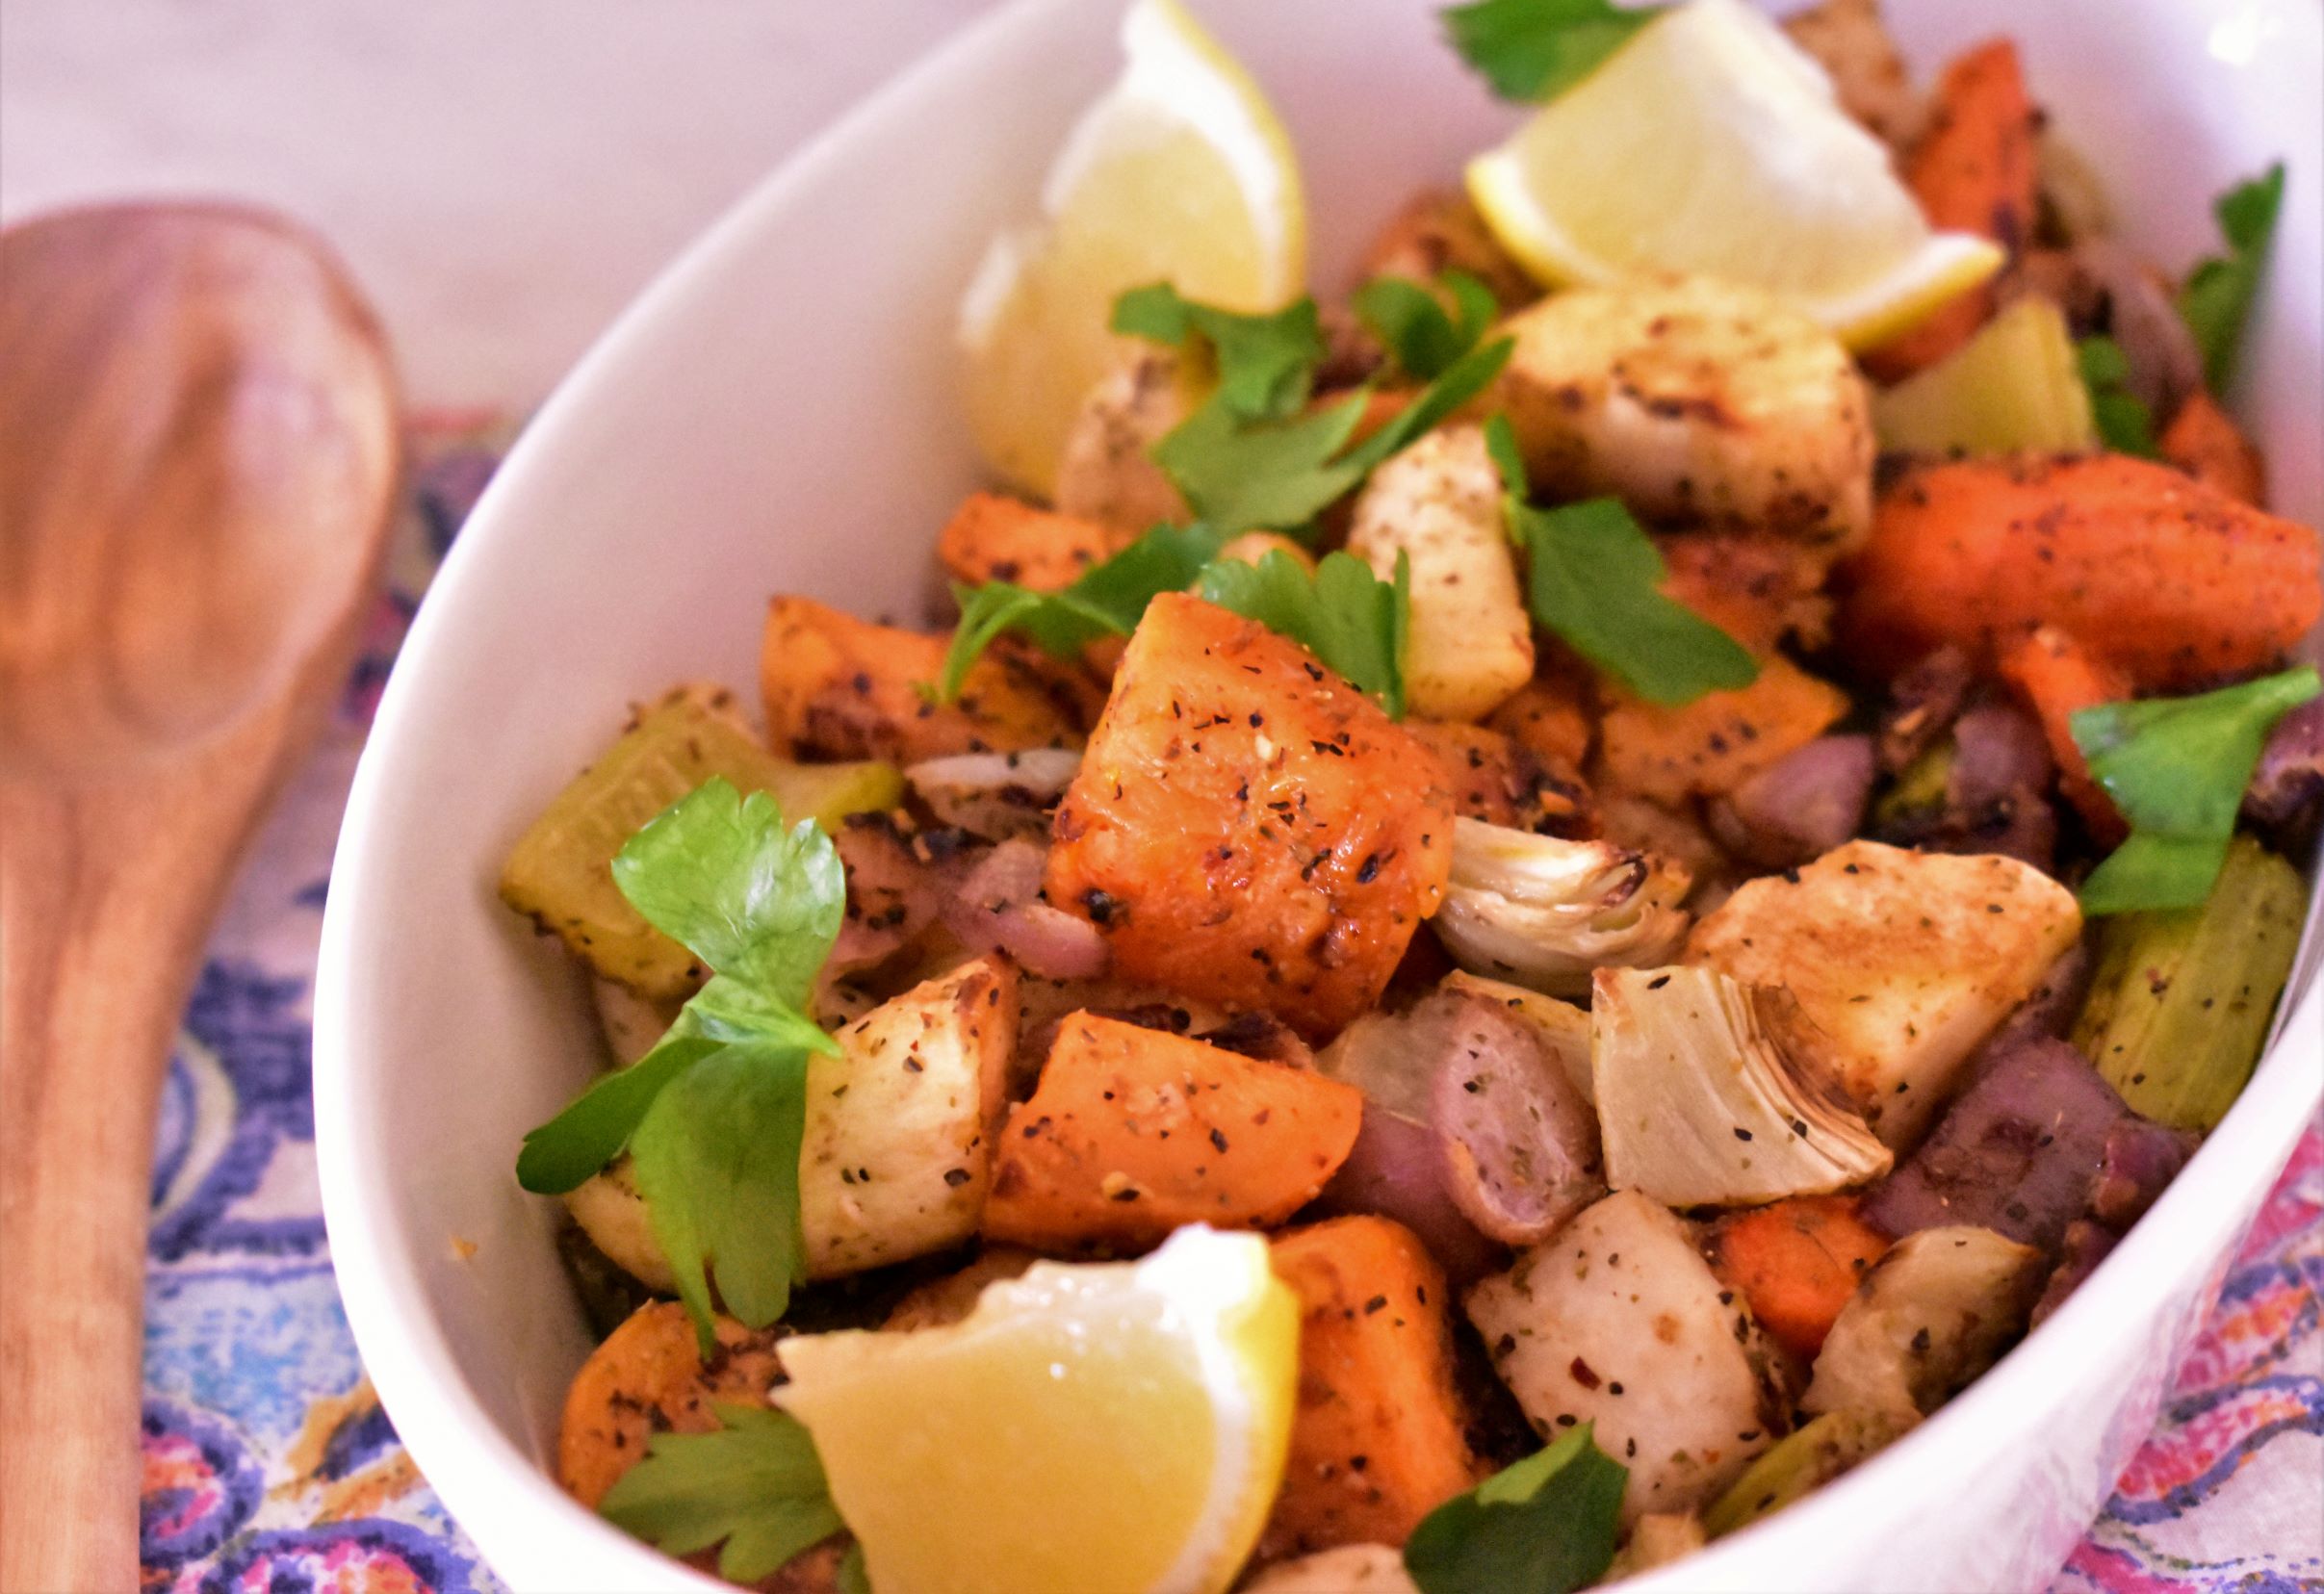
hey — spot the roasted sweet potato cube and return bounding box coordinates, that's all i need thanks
[1258,1218,1482,1560]
[981,1013,1363,1251]
[761,595,1079,762]
[1044,594,1455,1036]
[936,492,1127,592]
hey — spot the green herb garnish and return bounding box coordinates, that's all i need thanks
[1356,271,1501,381]
[2076,337,2158,458]
[2178,163,2285,392]
[1486,414,1758,705]
[1404,1424,1628,1594]
[1442,0,1653,104]
[935,522,1228,703]
[2072,663,2320,914]
[515,778,845,1349]
[1200,550,1413,717]
[1112,284,1325,422]
[598,1402,845,1583]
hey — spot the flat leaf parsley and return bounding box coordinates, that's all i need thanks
[1200,550,1413,717]
[1404,1423,1628,1594]
[598,1402,845,1583]
[514,778,845,1349]
[1442,0,1654,104]
[2178,163,2285,392]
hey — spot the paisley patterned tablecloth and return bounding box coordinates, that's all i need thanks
[140,419,2324,1594]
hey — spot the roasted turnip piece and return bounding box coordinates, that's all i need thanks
[1426,988,1603,1247]
[1707,734,1875,869]
[1242,1544,1419,1594]
[1860,1039,2131,1253]
[1317,1102,1506,1287]
[1466,1191,1783,1520]
[562,1156,677,1295]
[799,958,1017,1278]
[940,838,1109,980]
[1802,1226,2046,1422]
[1701,1408,1911,1537]
[1435,819,1693,998]
[829,813,947,981]
[1592,966,1892,1210]
[1687,840,2082,1148]
[1607,1512,1709,1578]
[1051,346,1193,534]
[593,978,679,1067]
[1440,971,1594,1104]
[905,748,1082,842]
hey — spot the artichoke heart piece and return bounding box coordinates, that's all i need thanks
[1701,1408,1912,1538]
[1591,965,1893,1209]
[1803,1225,2045,1423]
[1434,817,1694,998]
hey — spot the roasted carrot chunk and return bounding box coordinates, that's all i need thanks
[2160,392,2267,508]
[1408,720,1593,835]
[1596,656,1851,805]
[1485,660,1598,771]
[936,492,1127,592]
[761,595,1081,762]
[1045,594,1455,1037]
[1705,1196,1892,1361]
[1257,1218,1483,1560]
[1996,626,2130,843]
[1865,39,2038,376]
[982,1013,1363,1251]
[1837,453,2321,690]
[557,1303,788,1508]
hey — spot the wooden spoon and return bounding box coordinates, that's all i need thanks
[0,203,399,1592]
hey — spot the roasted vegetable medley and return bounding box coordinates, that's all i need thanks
[500,2,2319,1588]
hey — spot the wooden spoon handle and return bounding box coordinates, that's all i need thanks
[0,694,330,1592]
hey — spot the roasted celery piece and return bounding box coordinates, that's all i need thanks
[2072,833,2305,1131]
[1700,1410,1910,1538]
[500,684,902,998]
[1872,297,2097,456]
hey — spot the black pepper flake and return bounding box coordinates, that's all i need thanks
[1733,1126,1754,1142]
[1569,1357,1601,1389]
[1209,1127,1229,1153]
[1647,973,1672,990]
[1364,1295,1388,1314]
[943,1168,971,1187]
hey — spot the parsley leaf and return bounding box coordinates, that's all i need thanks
[1442,0,1653,104]
[612,782,845,1006]
[1198,550,1412,717]
[632,1041,816,1331]
[1153,335,1514,533]
[512,778,846,1350]
[2077,337,2158,458]
[1404,1424,1627,1594]
[2178,163,2285,392]
[1111,283,1324,422]
[598,1402,844,1583]
[2072,664,2319,914]
[1485,416,1758,705]
[1356,271,1500,380]
[933,522,1228,702]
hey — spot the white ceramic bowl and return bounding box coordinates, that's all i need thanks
[315,2,2324,1588]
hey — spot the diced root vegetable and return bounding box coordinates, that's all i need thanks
[498,683,900,1000]
[2160,392,2266,507]
[936,492,1125,592]
[1872,296,2096,456]
[1044,594,1454,1038]
[1802,1226,2046,1422]
[1706,1196,1893,1360]
[1258,1218,1482,1558]
[800,959,1018,1278]
[1409,721,1594,836]
[562,1157,678,1296]
[982,1012,1364,1251]
[557,1302,788,1508]
[2071,835,2306,1132]
[1465,1191,1782,1521]
[1686,840,2083,1149]
[1596,656,1853,806]
[1243,1544,1421,1594]
[1838,454,2322,692]
[1700,1409,1911,1538]
[762,595,1082,763]
[1346,424,1535,723]
[1995,626,2130,844]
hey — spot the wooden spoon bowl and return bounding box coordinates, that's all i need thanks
[0,203,398,1591]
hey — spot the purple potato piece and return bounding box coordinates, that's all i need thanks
[1710,735,1877,868]
[2243,698,2324,842]
[1862,1039,2129,1254]
[2088,1118,2199,1230]
[1427,991,1602,1247]
[1948,705,2053,810]
[1970,940,2097,1083]
[1878,646,1975,773]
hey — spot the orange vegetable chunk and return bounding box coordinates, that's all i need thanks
[1706,1196,1892,1360]
[557,1303,787,1508]
[2160,392,2267,507]
[982,1012,1363,1251]
[1996,626,2130,843]
[936,491,1127,592]
[1045,593,1455,1037]
[1596,656,1850,805]
[1865,39,2038,376]
[1837,454,2321,690]
[1257,1217,1482,1560]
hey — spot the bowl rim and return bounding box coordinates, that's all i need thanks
[314,0,2324,1586]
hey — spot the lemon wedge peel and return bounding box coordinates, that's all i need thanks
[774,1225,1300,1594]
[957,0,1306,493]
[1462,0,2003,349]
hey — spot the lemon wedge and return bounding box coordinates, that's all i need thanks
[1464,0,2002,349]
[776,1226,1299,1594]
[959,0,1306,496]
